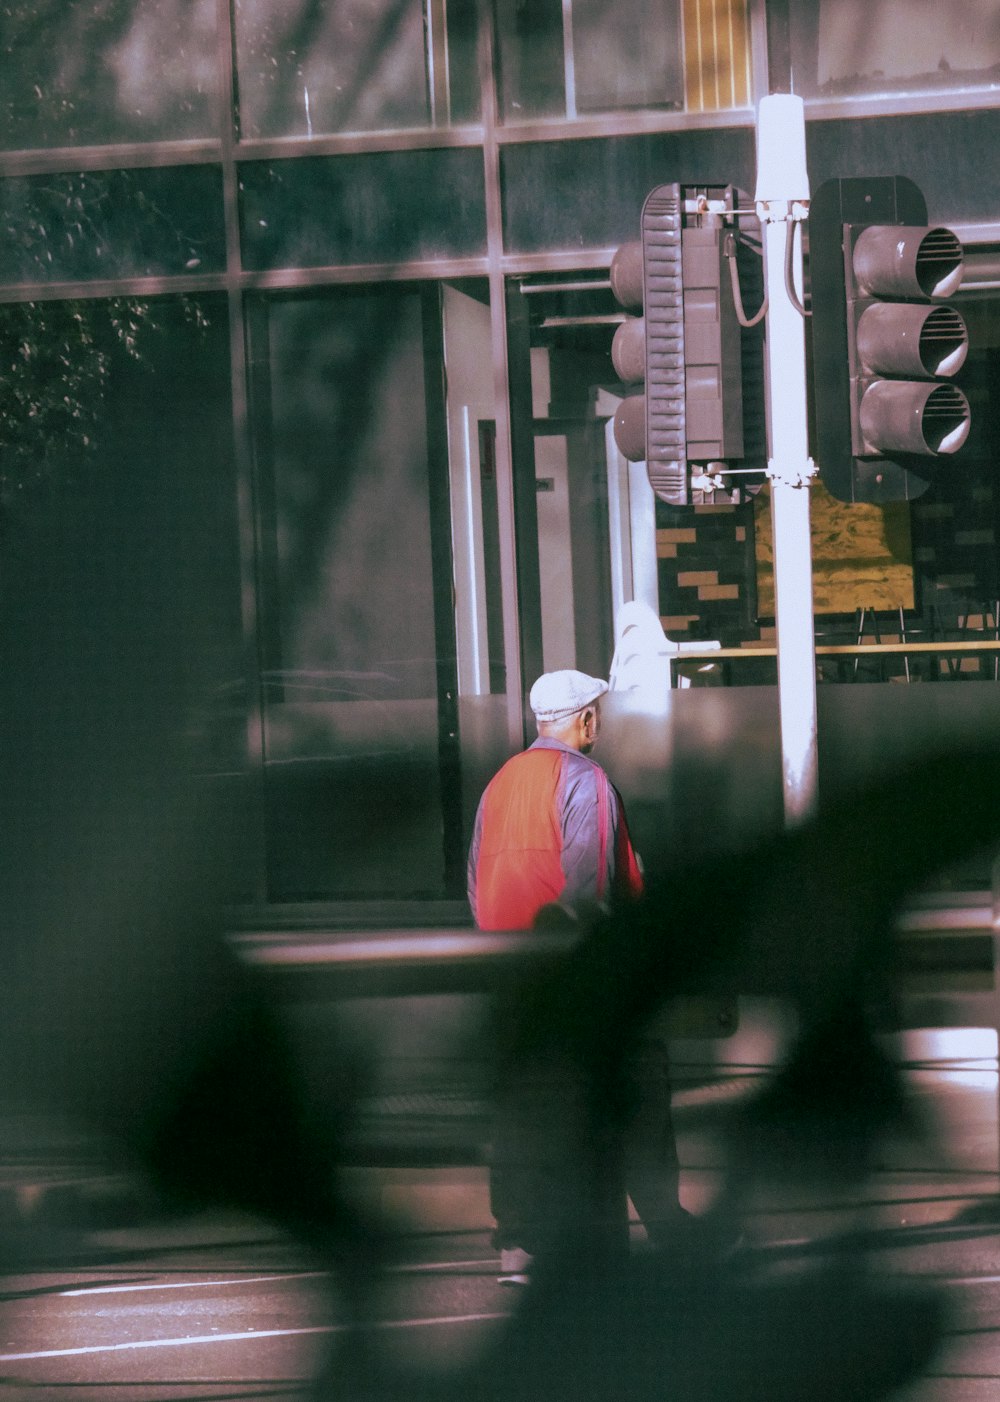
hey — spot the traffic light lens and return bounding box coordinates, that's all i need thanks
[859,380,970,457]
[914,228,964,299]
[917,306,968,377]
[920,383,971,454]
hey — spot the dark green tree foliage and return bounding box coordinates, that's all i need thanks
[0,297,208,517]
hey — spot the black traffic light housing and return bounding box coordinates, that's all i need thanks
[610,182,763,506]
[809,176,971,504]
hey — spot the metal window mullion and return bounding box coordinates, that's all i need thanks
[493,107,755,144]
[237,255,490,290]
[422,286,466,893]
[480,0,525,750]
[219,0,269,904]
[0,139,221,178]
[0,273,230,305]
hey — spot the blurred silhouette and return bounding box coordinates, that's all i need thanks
[3,414,1000,1400]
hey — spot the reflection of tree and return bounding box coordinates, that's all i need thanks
[234,0,477,138]
[264,288,440,702]
[1,168,226,284]
[0,297,208,517]
[236,0,427,138]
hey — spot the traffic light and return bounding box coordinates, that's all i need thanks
[610,183,759,506]
[809,176,971,504]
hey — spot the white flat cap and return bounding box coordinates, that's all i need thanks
[529,669,608,724]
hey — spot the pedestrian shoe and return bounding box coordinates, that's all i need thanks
[646,1208,744,1263]
[498,1246,533,1286]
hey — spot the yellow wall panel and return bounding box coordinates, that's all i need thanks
[684,0,751,112]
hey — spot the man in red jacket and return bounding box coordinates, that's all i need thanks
[467,669,644,931]
[468,670,682,1283]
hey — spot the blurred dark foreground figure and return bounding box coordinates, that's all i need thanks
[2,445,1000,1400]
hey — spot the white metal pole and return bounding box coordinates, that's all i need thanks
[755,94,819,825]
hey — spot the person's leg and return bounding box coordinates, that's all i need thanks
[623,1037,686,1244]
[489,1059,630,1277]
[488,1068,571,1273]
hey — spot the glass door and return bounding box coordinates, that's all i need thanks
[246,284,463,902]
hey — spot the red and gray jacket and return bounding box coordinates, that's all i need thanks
[466,737,644,931]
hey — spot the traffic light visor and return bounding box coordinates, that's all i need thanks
[856,303,968,379]
[852,225,964,300]
[858,380,970,456]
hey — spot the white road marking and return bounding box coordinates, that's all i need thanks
[60,1272,329,1297]
[0,1311,508,1362]
[59,1259,495,1297]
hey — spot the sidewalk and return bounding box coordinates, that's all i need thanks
[340,1162,1000,1242]
[2,1058,998,1244]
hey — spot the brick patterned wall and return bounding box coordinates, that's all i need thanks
[656,498,757,644]
[653,349,1000,672]
[904,342,1000,672]
[655,475,1000,664]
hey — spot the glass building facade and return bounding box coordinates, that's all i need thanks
[3,0,1000,915]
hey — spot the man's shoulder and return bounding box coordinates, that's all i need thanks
[530,738,599,766]
[489,742,564,785]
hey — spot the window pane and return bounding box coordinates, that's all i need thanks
[573,0,683,114]
[239,150,487,269]
[495,0,566,119]
[494,0,752,122]
[2,0,218,150]
[790,0,1000,101]
[0,167,227,286]
[253,288,458,900]
[500,130,755,255]
[496,0,684,120]
[805,110,1000,228]
[233,0,479,139]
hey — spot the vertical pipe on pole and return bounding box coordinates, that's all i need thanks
[755,94,819,825]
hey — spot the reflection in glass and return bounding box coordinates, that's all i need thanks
[252,288,459,900]
[500,129,755,255]
[495,0,684,121]
[0,293,249,893]
[1,0,217,150]
[510,275,658,679]
[0,167,227,286]
[442,282,505,698]
[239,150,487,269]
[790,0,1000,101]
[233,0,479,139]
